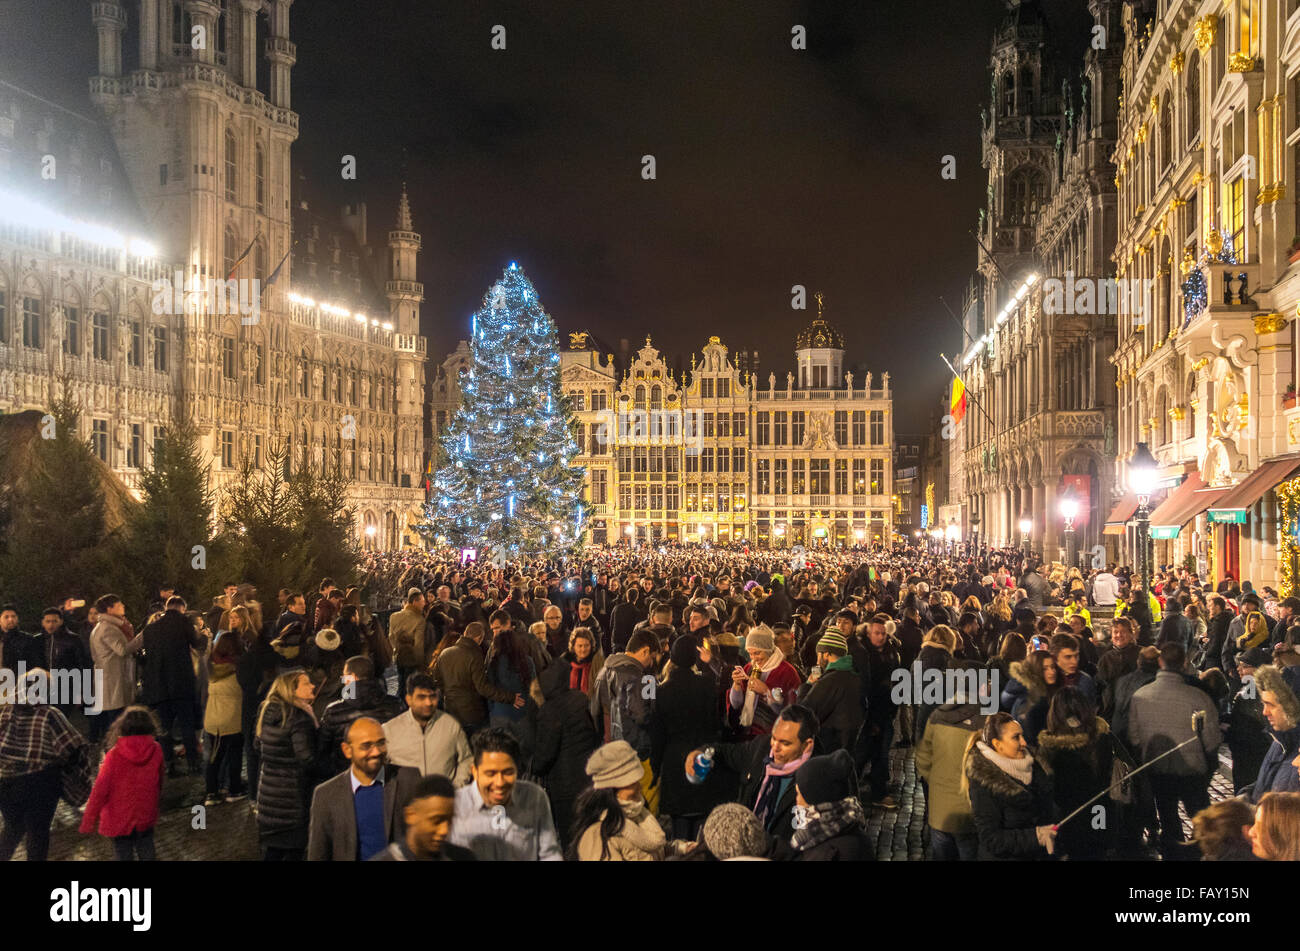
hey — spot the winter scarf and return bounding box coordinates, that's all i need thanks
[740,647,787,728]
[824,655,855,674]
[975,740,1034,787]
[754,744,812,826]
[791,795,867,853]
[570,658,593,695]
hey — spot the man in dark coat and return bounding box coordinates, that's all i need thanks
[797,631,863,756]
[317,656,403,774]
[649,637,727,841]
[1018,563,1050,612]
[139,596,205,774]
[532,656,600,849]
[1096,617,1139,721]
[307,717,421,861]
[686,704,819,855]
[432,624,519,735]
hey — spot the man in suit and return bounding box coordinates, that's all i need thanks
[139,596,206,776]
[307,717,422,861]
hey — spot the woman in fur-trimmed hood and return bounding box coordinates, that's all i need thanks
[999,651,1060,745]
[1246,664,1300,804]
[962,712,1057,861]
[1036,687,1123,859]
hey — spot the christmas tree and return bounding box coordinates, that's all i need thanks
[422,263,585,556]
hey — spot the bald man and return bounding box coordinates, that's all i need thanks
[307,717,422,861]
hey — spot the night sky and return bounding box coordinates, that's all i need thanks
[3,0,1092,431]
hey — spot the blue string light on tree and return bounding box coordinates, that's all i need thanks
[419,262,586,556]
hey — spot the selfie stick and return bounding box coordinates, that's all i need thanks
[1052,710,1207,831]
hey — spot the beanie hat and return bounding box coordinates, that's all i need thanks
[793,605,812,617]
[585,740,644,790]
[314,627,341,652]
[702,803,769,860]
[816,631,849,656]
[745,625,776,653]
[1239,645,1272,668]
[669,636,699,671]
[795,749,858,805]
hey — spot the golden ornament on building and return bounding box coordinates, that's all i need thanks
[1191,170,1205,186]
[1170,406,1186,421]
[1193,15,1217,53]
[1179,248,1196,276]
[1170,196,1187,209]
[1229,52,1256,73]
[1136,122,1149,143]
[1170,51,1185,74]
[1206,226,1224,256]
[1255,312,1289,335]
[1150,95,1159,113]
[1191,357,1209,372]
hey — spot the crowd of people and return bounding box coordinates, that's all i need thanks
[1,541,1299,862]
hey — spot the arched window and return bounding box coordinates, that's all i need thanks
[1159,99,1173,170]
[255,143,265,212]
[223,226,240,278]
[1007,168,1047,225]
[650,385,662,409]
[635,384,646,407]
[224,129,237,202]
[1185,54,1200,144]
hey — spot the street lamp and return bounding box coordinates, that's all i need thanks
[1059,493,1080,568]
[1018,515,1032,558]
[364,524,377,550]
[1130,441,1158,606]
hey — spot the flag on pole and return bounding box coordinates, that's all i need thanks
[225,234,259,280]
[950,374,968,424]
[263,247,292,287]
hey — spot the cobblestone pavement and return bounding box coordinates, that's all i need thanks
[9,734,1240,861]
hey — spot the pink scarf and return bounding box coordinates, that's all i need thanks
[754,743,813,825]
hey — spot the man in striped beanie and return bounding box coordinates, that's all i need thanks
[796,630,863,755]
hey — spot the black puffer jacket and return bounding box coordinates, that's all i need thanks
[255,701,322,848]
[650,664,727,818]
[317,678,403,774]
[1036,719,1115,859]
[965,745,1055,861]
[532,659,600,806]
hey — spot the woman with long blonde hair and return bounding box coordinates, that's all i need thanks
[254,670,320,861]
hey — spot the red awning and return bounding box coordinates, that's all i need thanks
[1208,456,1300,512]
[1147,472,1233,530]
[1105,492,1138,524]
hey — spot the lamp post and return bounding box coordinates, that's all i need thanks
[1060,493,1079,569]
[969,513,981,559]
[1130,442,1158,607]
[1018,515,1032,559]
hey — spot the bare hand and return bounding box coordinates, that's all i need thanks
[698,643,713,665]
[749,677,770,697]
[513,693,525,709]
[731,667,747,686]
[1036,825,1057,855]
[684,749,701,779]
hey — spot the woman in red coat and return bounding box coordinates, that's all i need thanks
[727,625,803,737]
[80,706,164,860]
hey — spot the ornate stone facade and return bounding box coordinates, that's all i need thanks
[0,1,427,549]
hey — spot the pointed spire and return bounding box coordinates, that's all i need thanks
[397,183,413,231]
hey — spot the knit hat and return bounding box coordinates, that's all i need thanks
[746,625,776,653]
[585,740,644,790]
[315,628,341,652]
[793,605,812,617]
[670,636,699,671]
[702,803,769,860]
[1239,645,1271,668]
[795,749,858,805]
[743,580,760,593]
[816,631,849,656]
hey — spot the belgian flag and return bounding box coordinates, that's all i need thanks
[950,374,967,425]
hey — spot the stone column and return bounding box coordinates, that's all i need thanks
[140,0,159,70]
[92,1,126,77]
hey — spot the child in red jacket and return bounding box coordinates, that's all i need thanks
[80,706,164,860]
